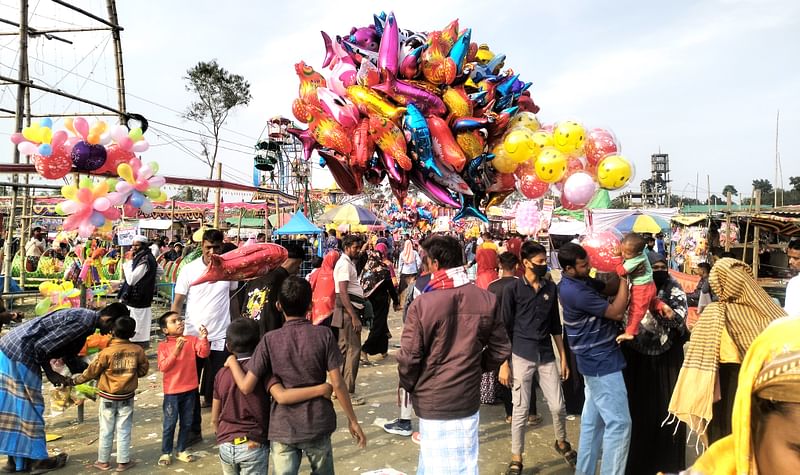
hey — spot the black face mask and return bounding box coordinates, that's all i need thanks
[653,270,669,287]
[533,263,548,279]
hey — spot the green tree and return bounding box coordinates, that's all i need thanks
[184,60,252,191]
[722,184,738,196]
[789,176,800,193]
[173,186,197,201]
[752,179,773,195]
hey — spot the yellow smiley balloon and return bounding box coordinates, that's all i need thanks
[507,111,541,133]
[501,128,539,164]
[534,147,568,183]
[553,120,586,156]
[596,155,634,190]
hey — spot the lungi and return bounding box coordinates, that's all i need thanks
[0,350,48,465]
[417,411,479,475]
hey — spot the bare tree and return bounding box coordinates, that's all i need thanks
[183,60,252,198]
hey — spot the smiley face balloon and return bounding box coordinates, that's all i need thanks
[552,120,586,156]
[596,154,634,190]
[500,128,537,164]
[506,111,541,133]
[534,147,567,183]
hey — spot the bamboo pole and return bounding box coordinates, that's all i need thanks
[236,208,245,242]
[724,192,732,253]
[170,198,176,240]
[3,0,28,293]
[753,190,761,278]
[19,59,32,288]
[213,163,222,229]
[105,0,126,121]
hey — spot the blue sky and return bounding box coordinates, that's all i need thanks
[1,0,798,203]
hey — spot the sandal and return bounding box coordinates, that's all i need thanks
[157,454,171,466]
[175,452,196,463]
[528,414,543,426]
[506,460,523,475]
[29,454,68,474]
[554,440,577,468]
[115,461,136,472]
[504,415,512,424]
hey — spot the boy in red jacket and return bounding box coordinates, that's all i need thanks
[156,311,209,466]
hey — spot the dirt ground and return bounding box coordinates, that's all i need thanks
[32,306,579,475]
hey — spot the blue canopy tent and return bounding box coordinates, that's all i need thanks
[273,212,324,274]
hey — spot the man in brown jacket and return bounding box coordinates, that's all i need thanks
[398,235,510,474]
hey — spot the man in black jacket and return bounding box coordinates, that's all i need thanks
[120,235,162,349]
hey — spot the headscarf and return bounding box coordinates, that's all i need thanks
[360,250,390,298]
[686,317,800,475]
[310,250,339,325]
[400,240,415,264]
[668,258,787,440]
[474,247,498,290]
[375,242,389,259]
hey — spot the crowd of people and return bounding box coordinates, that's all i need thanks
[0,225,798,475]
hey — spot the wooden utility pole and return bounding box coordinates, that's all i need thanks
[169,198,176,240]
[3,0,28,293]
[213,163,222,228]
[105,0,127,122]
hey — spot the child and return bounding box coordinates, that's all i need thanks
[72,316,148,472]
[306,255,323,283]
[156,311,209,466]
[226,277,366,474]
[615,233,673,343]
[213,318,333,474]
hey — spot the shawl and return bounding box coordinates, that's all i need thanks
[400,240,415,264]
[474,248,499,290]
[668,258,786,441]
[685,317,800,475]
[360,250,390,298]
[310,250,339,325]
[424,266,471,293]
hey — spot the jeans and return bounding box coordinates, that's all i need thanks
[162,390,195,454]
[218,442,268,475]
[98,398,133,464]
[576,371,632,475]
[271,436,334,475]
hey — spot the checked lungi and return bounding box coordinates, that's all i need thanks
[0,350,48,465]
[417,410,479,475]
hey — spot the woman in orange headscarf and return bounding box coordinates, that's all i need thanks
[310,250,340,326]
[474,247,499,290]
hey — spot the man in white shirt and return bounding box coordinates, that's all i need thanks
[171,229,239,445]
[25,227,46,257]
[784,240,800,316]
[120,235,163,349]
[333,234,366,405]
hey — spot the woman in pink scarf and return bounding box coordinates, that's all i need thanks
[474,247,499,290]
[310,250,340,325]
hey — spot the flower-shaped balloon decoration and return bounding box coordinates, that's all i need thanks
[56,177,123,238]
[110,157,166,217]
[97,124,150,174]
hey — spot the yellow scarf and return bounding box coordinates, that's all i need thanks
[668,259,786,438]
[688,317,800,475]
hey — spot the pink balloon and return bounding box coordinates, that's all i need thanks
[118,137,134,151]
[562,172,598,208]
[132,140,149,153]
[93,197,111,212]
[51,130,67,148]
[110,125,128,142]
[116,182,133,194]
[148,176,166,187]
[76,187,93,203]
[17,142,39,156]
[581,231,623,272]
[585,128,619,166]
[10,132,24,145]
[134,179,149,192]
[73,117,89,139]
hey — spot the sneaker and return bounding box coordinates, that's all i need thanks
[411,431,421,444]
[383,419,413,436]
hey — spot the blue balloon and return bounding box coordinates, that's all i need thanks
[129,191,145,208]
[40,118,53,128]
[90,212,106,227]
[38,143,52,157]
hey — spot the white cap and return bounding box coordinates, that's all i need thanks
[132,235,148,244]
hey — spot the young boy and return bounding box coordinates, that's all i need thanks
[72,316,148,472]
[212,318,332,474]
[615,233,673,343]
[226,277,367,474]
[156,311,209,466]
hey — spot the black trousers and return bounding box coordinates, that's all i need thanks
[191,349,229,435]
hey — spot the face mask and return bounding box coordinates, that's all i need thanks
[653,270,669,287]
[533,263,548,279]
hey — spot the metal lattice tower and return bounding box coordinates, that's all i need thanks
[640,153,671,206]
[253,116,309,205]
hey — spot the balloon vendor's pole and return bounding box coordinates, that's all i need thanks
[170,198,176,240]
[724,192,732,253]
[237,208,244,242]
[213,162,222,229]
[752,190,761,279]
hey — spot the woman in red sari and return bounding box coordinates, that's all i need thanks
[309,250,340,326]
[475,247,499,290]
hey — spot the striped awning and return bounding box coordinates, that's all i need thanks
[748,213,800,237]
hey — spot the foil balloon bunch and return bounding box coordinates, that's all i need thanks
[10,117,151,179]
[289,11,542,222]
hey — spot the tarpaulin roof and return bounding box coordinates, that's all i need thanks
[273,212,322,236]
